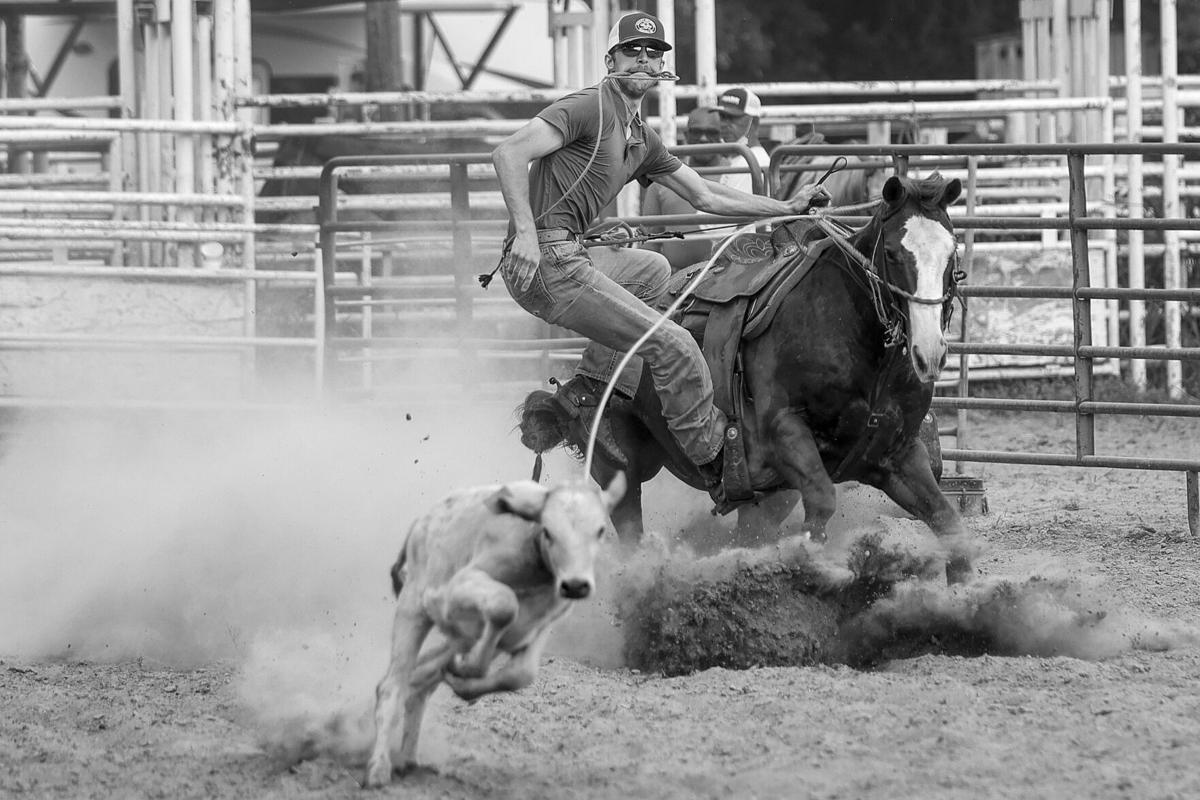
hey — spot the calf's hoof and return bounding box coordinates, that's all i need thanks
[362,757,392,788]
[443,673,484,704]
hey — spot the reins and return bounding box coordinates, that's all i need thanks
[810,210,965,347]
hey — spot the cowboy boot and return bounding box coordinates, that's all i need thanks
[551,375,628,469]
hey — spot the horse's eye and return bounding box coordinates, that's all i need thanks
[596,526,605,540]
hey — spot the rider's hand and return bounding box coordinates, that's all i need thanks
[503,231,542,292]
[787,182,832,214]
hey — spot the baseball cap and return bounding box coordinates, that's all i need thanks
[716,87,762,118]
[691,107,715,128]
[606,11,672,54]
[686,107,722,132]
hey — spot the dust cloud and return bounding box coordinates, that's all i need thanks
[0,401,641,766]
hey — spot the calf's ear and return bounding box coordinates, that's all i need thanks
[484,480,550,520]
[601,471,627,512]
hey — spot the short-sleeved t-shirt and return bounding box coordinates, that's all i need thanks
[528,81,683,234]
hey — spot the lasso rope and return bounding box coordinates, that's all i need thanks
[580,212,816,478]
[479,69,679,289]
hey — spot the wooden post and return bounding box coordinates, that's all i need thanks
[213,0,235,221]
[365,0,404,120]
[694,0,716,107]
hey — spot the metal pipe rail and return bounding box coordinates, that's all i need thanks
[0,264,326,404]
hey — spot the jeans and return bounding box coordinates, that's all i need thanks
[501,236,726,465]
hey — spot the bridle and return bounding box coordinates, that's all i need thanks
[811,205,965,348]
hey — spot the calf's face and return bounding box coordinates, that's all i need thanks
[488,473,626,599]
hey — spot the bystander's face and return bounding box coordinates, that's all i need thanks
[718,112,752,144]
[685,118,723,167]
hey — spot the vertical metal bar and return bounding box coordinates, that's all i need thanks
[956,155,978,475]
[173,0,196,267]
[361,234,373,395]
[1188,470,1199,538]
[1124,0,1147,391]
[313,242,326,399]
[116,0,137,265]
[318,163,340,392]
[1161,0,1183,398]
[1052,0,1070,141]
[693,0,716,107]
[656,0,677,146]
[195,11,214,216]
[449,161,476,381]
[1068,149,1095,459]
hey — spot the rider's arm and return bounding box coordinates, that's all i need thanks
[655,163,828,219]
[492,118,566,291]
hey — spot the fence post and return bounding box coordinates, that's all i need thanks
[449,161,477,385]
[956,155,979,475]
[1068,149,1095,459]
[1188,471,1199,538]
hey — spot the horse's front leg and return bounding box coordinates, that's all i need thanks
[763,410,837,543]
[876,439,977,585]
[589,453,644,545]
[732,489,802,548]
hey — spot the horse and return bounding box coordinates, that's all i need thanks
[774,136,886,210]
[518,172,975,585]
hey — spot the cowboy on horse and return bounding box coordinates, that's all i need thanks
[490,10,830,500]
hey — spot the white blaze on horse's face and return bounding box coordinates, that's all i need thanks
[901,215,955,382]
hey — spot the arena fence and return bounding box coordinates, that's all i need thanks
[314,144,762,402]
[315,142,1198,535]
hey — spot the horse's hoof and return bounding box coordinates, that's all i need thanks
[805,529,828,545]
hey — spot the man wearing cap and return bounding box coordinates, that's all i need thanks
[641,106,732,269]
[716,87,770,194]
[491,11,829,494]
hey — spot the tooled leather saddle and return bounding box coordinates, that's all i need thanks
[655,218,835,509]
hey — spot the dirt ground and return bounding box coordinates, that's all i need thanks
[3,409,1200,800]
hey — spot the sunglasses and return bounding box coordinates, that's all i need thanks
[617,43,665,60]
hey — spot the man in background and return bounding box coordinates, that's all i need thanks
[641,106,732,269]
[715,87,769,194]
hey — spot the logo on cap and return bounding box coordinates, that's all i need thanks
[719,93,739,106]
[634,18,657,34]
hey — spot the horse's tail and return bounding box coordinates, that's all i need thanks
[517,389,572,454]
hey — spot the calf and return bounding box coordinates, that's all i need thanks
[363,472,626,788]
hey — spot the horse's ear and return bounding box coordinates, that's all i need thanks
[600,471,627,513]
[881,175,905,207]
[484,480,549,521]
[941,178,963,208]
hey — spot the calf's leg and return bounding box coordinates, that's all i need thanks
[364,600,431,788]
[443,613,562,702]
[431,568,519,679]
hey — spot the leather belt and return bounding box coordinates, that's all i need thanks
[536,228,577,244]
